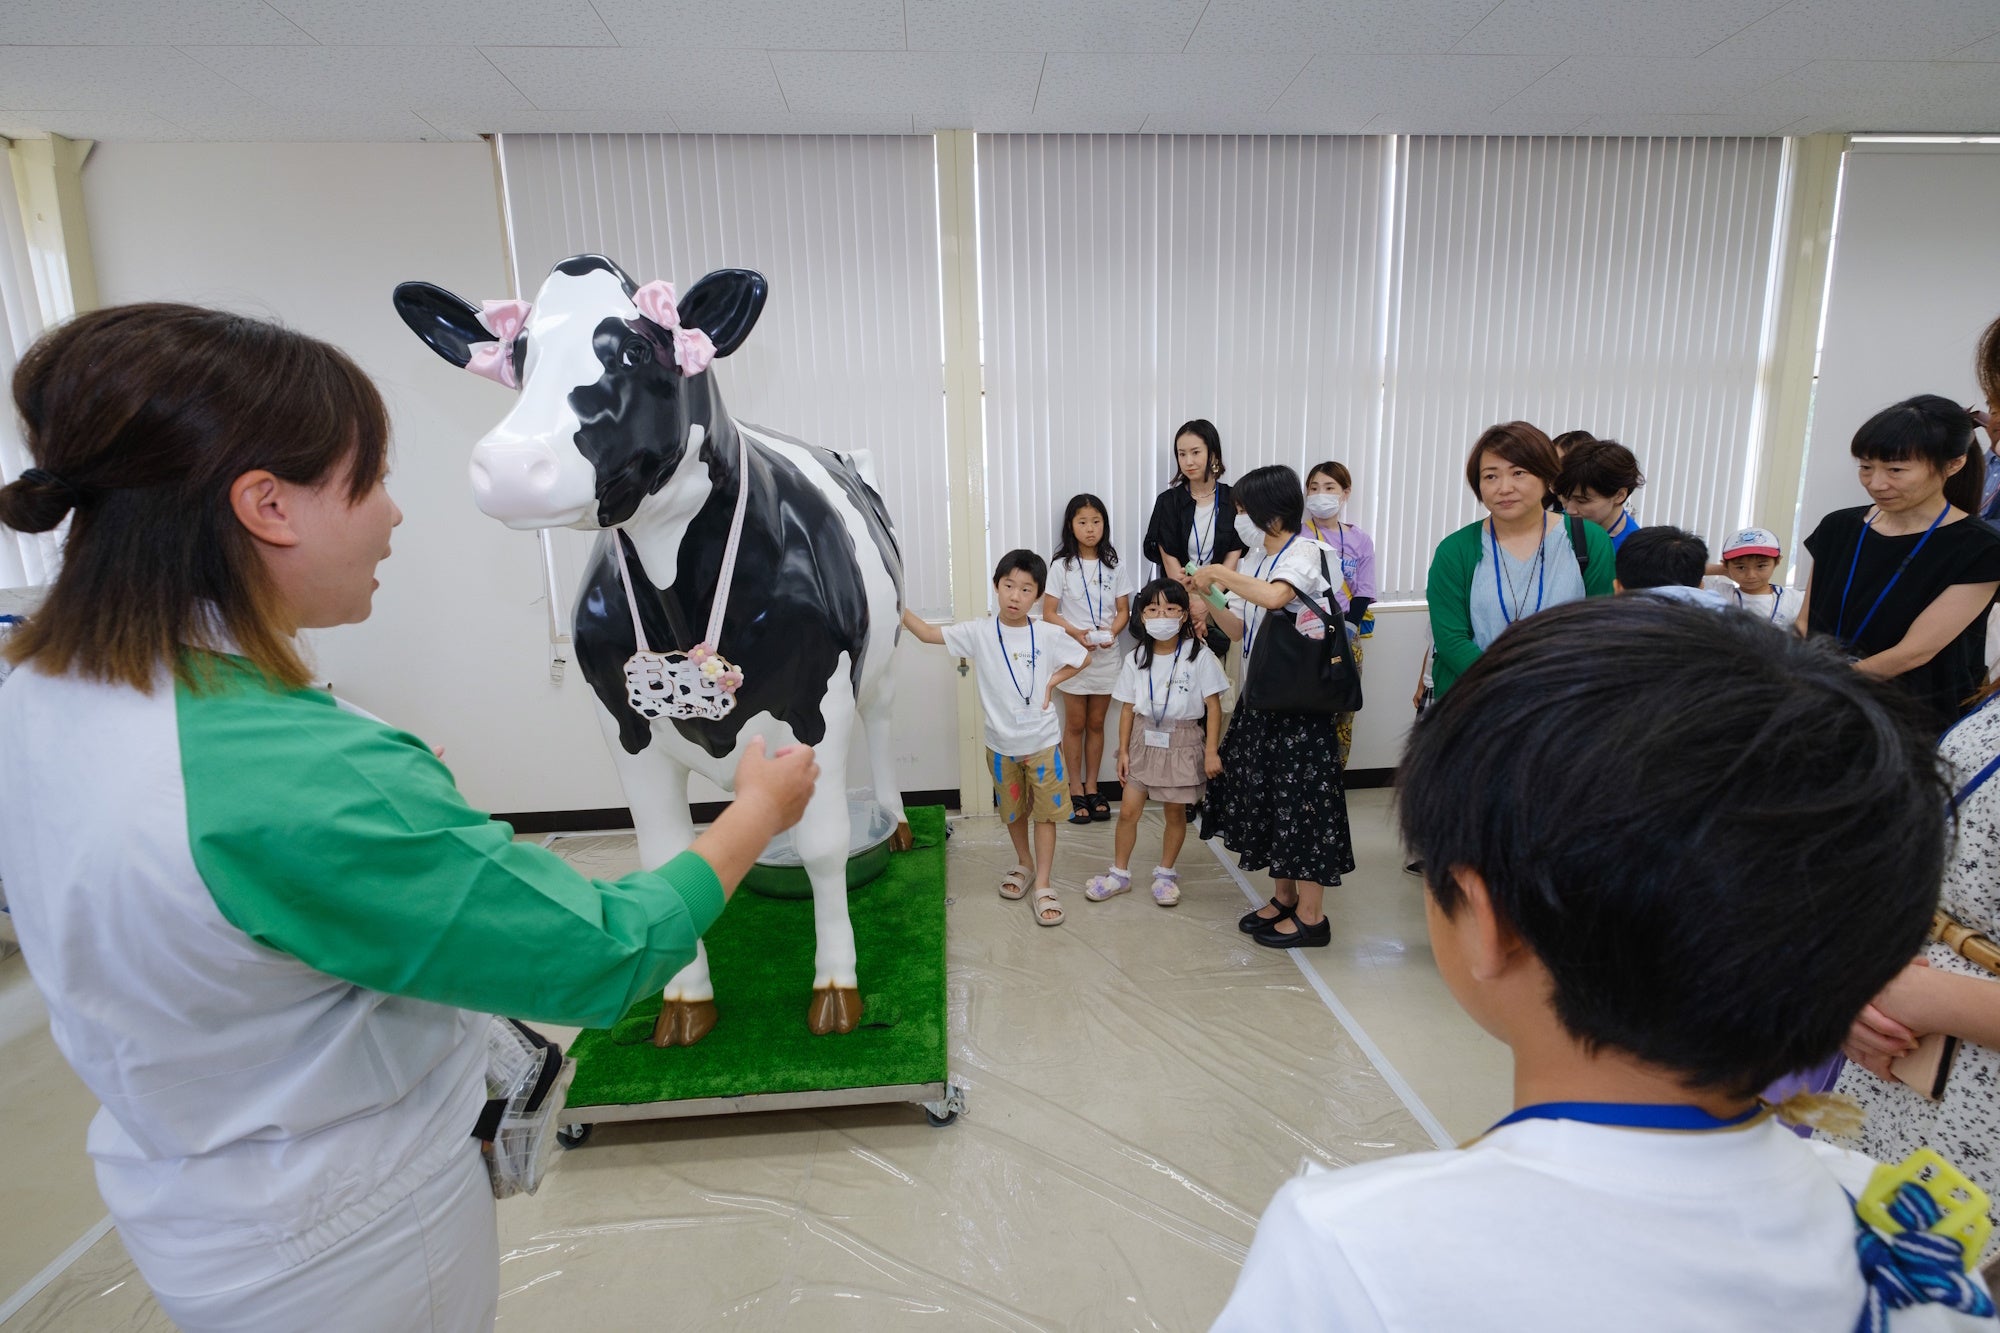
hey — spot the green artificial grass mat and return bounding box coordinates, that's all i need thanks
[566,806,948,1109]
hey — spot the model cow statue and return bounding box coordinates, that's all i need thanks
[394,254,909,1045]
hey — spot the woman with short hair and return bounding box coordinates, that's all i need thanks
[1425,422,1616,700]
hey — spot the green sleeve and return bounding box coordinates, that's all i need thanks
[177,663,724,1029]
[1427,523,1483,698]
[1584,523,1617,598]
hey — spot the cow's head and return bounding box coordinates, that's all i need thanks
[394,254,767,530]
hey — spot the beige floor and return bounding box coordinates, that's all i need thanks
[0,790,1511,1330]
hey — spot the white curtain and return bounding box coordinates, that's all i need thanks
[0,150,55,590]
[976,133,1389,588]
[495,132,952,616]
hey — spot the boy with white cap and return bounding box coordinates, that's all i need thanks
[1705,526,1805,630]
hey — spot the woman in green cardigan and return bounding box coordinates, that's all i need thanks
[1427,421,1616,697]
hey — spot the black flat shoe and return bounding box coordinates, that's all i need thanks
[1253,915,1331,949]
[1086,793,1111,822]
[1238,898,1296,933]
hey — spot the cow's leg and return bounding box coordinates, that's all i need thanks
[591,705,717,1048]
[860,676,912,852]
[801,690,864,1035]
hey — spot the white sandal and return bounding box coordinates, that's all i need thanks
[998,865,1031,900]
[1150,866,1181,907]
[1031,884,1065,926]
[1084,867,1132,901]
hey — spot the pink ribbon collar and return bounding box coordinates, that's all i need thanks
[460,281,715,389]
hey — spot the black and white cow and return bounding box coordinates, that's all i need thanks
[394,254,908,1044]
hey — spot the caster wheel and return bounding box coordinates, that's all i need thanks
[556,1123,593,1149]
[925,1108,958,1128]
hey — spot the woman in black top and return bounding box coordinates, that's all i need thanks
[1142,418,1249,660]
[1801,395,2000,733]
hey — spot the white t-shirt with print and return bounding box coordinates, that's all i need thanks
[940,616,1088,758]
[1211,1116,1994,1333]
[1048,556,1138,639]
[1703,577,1805,628]
[1111,641,1230,724]
[1228,536,1335,688]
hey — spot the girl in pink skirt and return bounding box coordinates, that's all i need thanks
[1085,578,1228,907]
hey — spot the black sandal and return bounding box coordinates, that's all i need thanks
[1067,796,1093,825]
[1237,898,1297,934]
[1086,793,1111,822]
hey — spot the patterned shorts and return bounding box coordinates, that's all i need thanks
[989,746,1068,824]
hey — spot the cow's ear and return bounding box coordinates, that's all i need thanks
[677,269,767,358]
[393,281,490,369]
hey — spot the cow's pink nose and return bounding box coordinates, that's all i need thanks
[470,453,557,498]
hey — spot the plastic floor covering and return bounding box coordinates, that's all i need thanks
[10,811,1432,1332]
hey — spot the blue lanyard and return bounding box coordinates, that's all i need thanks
[1241,534,1298,658]
[1491,1101,1765,1134]
[1191,500,1214,566]
[1076,559,1105,628]
[1837,504,1948,646]
[997,619,1036,708]
[1146,643,1187,727]
[1607,510,1634,542]
[1488,518,1548,626]
[1952,752,2000,814]
[1734,585,1788,624]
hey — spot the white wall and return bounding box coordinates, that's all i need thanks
[1796,144,2000,563]
[82,141,961,814]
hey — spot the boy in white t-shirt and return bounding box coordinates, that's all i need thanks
[901,550,1086,926]
[1214,597,1997,1332]
[1704,525,1806,630]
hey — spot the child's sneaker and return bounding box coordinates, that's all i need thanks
[1084,866,1132,901]
[1149,866,1181,907]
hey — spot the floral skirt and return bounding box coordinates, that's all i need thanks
[1200,706,1355,885]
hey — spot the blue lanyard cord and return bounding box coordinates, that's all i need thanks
[1146,642,1188,727]
[1491,1101,1766,1134]
[1241,534,1299,658]
[997,619,1037,708]
[1837,504,1949,646]
[1488,518,1548,626]
[1607,510,1634,542]
[1191,499,1214,566]
[1734,586,1789,624]
[1076,558,1105,628]
[1951,751,2000,814]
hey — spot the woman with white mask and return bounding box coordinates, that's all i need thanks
[1304,461,1376,766]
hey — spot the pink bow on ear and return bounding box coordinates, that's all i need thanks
[632,279,716,377]
[464,298,532,389]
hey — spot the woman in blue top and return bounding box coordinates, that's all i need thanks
[1556,438,1644,552]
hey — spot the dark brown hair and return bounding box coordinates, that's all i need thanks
[1550,429,1597,457]
[1464,421,1560,500]
[0,303,389,691]
[1170,418,1225,486]
[1850,394,1985,516]
[1556,438,1645,502]
[1306,460,1351,490]
[1978,313,2000,410]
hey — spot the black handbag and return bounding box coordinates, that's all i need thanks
[1240,549,1364,716]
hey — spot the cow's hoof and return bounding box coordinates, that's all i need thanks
[651,998,719,1048]
[807,986,863,1035]
[889,821,915,853]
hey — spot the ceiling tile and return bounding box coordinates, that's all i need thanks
[1032,53,1312,120]
[770,50,1045,118]
[907,0,1207,53]
[589,0,907,50]
[179,45,534,112]
[481,47,784,113]
[1185,0,1497,55]
[1498,56,1803,116]
[1705,0,2000,62]
[1364,109,1592,133]
[670,110,919,133]
[0,46,262,112]
[1569,111,1798,134]
[1272,54,1561,119]
[1724,59,2000,130]
[0,0,312,45]
[952,111,1151,131]
[1452,0,1783,57]
[0,110,195,140]
[1949,31,2000,60]
[268,0,616,46]
[162,106,453,141]
[423,108,682,136]
[1139,110,1379,133]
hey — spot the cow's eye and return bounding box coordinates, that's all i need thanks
[620,337,651,368]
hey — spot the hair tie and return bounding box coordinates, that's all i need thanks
[19,467,84,513]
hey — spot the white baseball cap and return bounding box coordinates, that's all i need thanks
[1721,527,1781,560]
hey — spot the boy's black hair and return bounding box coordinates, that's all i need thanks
[1851,394,1985,516]
[1053,492,1119,569]
[991,548,1048,596]
[1397,597,1947,1097]
[1555,438,1645,503]
[1233,464,1304,537]
[1130,576,1201,668]
[1615,525,1708,590]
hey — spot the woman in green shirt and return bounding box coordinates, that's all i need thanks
[1426,422,1616,698]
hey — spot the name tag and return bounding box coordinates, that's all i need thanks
[1015,703,1044,726]
[1142,728,1171,749]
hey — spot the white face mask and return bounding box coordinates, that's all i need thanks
[1143,617,1183,641]
[1234,513,1265,549]
[1304,493,1343,520]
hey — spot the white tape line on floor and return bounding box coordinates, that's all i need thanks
[0,1214,113,1326]
[1206,838,1456,1151]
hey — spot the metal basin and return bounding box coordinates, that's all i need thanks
[741,796,898,900]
